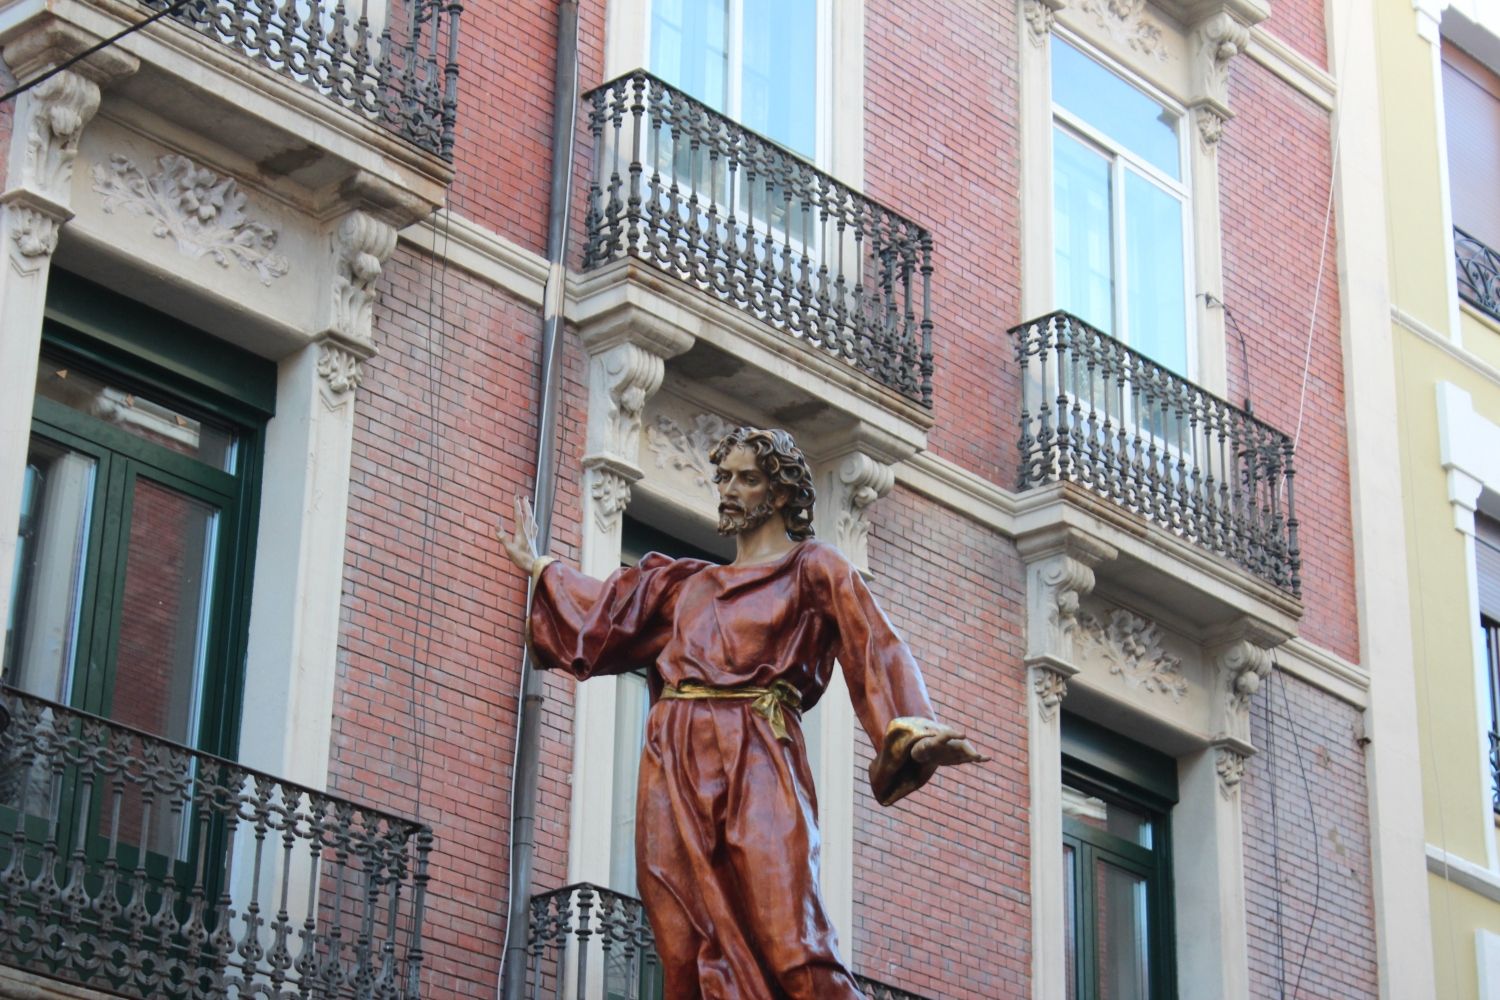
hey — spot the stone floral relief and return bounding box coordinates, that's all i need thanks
[92,153,290,285]
[1076,607,1189,701]
[1074,0,1169,61]
[589,466,635,533]
[645,412,735,503]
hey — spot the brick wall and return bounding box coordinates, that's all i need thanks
[332,244,591,995]
[1243,671,1378,1000]
[856,486,1031,998]
[864,0,1022,484]
[1261,0,1330,70]
[1220,56,1359,662]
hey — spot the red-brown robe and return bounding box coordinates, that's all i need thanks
[528,539,942,1000]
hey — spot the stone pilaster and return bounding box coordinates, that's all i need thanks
[0,23,136,641]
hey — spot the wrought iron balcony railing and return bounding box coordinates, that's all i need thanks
[1012,312,1301,596]
[1456,226,1500,324]
[583,71,934,408]
[140,0,461,160]
[526,882,932,1000]
[0,686,432,999]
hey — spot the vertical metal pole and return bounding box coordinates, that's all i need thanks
[500,2,579,998]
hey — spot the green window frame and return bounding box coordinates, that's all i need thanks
[1062,714,1178,1000]
[6,271,274,761]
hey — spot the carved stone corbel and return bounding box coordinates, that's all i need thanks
[329,211,398,348]
[823,451,896,575]
[1017,527,1117,674]
[1189,12,1250,150]
[1207,618,1285,744]
[4,69,101,274]
[1033,661,1077,722]
[586,342,668,463]
[315,338,374,402]
[583,455,643,534]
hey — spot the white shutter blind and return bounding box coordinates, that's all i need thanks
[1478,513,1500,623]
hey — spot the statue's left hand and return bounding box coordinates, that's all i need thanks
[909,725,989,767]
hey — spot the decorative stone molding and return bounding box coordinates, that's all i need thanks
[587,343,670,463]
[646,412,736,504]
[331,211,398,344]
[1215,744,1247,799]
[1017,527,1117,672]
[1075,0,1170,61]
[1033,663,1076,722]
[586,460,638,534]
[826,451,896,573]
[1194,105,1227,150]
[20,70,99,198]
[1076,607,1189,702]
[1195,12,1250,103]
[315,341,366,398]
[92,154,290,285]
[1215,637,1272,717]
[1023,0,1067,43]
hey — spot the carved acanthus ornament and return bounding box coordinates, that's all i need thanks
[316,342,365,397]
[1075,0,1168,60]
[21,70,99,197]
[1190,12,1251,149]
[1216,638,1273,718]
[1036,555,1097,660]
[1023,0,1066,44]
[828,452,895,573]
[1215,745,1247,799]
[646,412,736,503]
[588,344,668,463]
[10,204,60,261]
[1076,608,1189,702]
[92,154,290,285]
[331,211,398,345]
[587,464,636,533]
[1033,665,1073,722]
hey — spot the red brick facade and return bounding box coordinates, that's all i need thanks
[316,1,1378,998]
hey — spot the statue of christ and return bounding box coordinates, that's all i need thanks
[500,427,985,1000]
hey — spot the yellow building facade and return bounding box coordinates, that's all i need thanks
[1377,0,1500,995]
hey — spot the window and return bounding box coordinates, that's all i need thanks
[1062,714,1177,1000]
[649,0,818,159]
[4,273,271,770]
[1479,513,1500,811]
[1052,36,1192,376]
[1444,40,1500,318]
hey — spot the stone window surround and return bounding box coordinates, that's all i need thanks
[0,15,445,803]
[1437,381,1500,871]
[1018,0,1268,399]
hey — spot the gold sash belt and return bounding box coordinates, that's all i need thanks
[659,679,804,742]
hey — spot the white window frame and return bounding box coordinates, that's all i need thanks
[1050,32,1199,381]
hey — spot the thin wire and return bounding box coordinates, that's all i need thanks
[1274,661,1326,999]
[0,0,198,106]
[1266,674,1288,1000]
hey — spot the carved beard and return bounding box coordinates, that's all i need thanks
[716,498,777,536]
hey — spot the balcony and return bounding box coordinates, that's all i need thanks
[1011,312,1301,596]
[140,0,461,160]
[525,883,933,1000]
[0,686,431,999]
[1456,226,1500,325]
[582,71,934,409]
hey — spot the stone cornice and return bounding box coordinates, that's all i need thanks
[1244,26,1337,110]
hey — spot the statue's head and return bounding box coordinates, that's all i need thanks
[708,427,816,540]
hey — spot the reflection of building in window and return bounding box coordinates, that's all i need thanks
[1061,714,1176,1000]
[1052,36,1191,377]
[1479,513,1500,811]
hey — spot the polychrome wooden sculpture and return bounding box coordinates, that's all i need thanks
[499,427,985,1000]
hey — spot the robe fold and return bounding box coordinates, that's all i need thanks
[528,539,941,1000]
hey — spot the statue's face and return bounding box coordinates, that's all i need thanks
[713,445,780,536]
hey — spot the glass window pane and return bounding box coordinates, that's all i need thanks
[1052,37,1180,179]
[1095,860,1151,1000]
[4,437,95,703]
[1124,171,1188,375]
[741,0,817,157]
[34,357,236,470]
[651,0,729,112]
[609,669,652,896]
[1063,783,1154,848]
[1054,128,1115,334]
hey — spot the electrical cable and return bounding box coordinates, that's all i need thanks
[1266,669,1288,1000]
[1273,659,1326,1000]
[0,0,197,106]
[1201,291,1255,414]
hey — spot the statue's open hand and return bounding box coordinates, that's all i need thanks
[909,725,989,768]
[496,496,540,575]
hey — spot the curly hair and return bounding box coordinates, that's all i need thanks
[708,427,817,541]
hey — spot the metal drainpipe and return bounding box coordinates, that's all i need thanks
[498,1,579,997]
